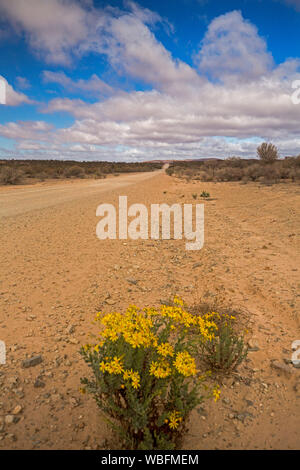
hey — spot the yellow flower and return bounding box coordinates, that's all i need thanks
[99,356,124,375]
[173,351,197,377]
[131,372,140,389]
[150,360,172,378]
[173,295,184,306]
[157,342,174,357]
[123,369,141,389]
[213,387,221,402]
[168,410,182,430]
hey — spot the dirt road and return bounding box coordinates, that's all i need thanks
[0,172,299,449]
[0,171,160,218]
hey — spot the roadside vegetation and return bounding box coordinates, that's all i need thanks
[80,297,247,450]
[166,143,300,184]
[0,159,161,185]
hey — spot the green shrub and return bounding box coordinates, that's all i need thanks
[64,165,85,178]
[198,313,248,371]
[80,297,220,450]
[0,166,22,185]
[257,142,279,163]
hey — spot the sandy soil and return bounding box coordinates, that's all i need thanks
[0,172,299,449]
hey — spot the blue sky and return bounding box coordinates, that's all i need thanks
[0,0,300,161]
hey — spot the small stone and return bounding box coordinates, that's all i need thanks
[5,415,15,425]
[68,337,79,345]
[294,382,300,393]
[34,378,45,388]
[22,355,43,368]
[192,262,202,269]
[69,397,79,408]
[12,405,22,415]
[66,325,75,335]
[126,278,138,285]
[248,339,260,351]
[292,360,300,369]
[222,398,231,405]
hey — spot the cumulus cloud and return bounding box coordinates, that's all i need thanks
[195,11,274,82]
[99,11,200,94]
[0,0,100,65]
[0,120,52,140]
[15,76,31,90]
[42,71,114,97]
[0,2,300,160]
[0,75,33,105]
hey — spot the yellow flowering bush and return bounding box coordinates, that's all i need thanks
[80,297,220,450]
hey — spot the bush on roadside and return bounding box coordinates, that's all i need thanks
[257,142,279,163]
[0,166,23,185]
[64,165,85,178]
[80,297,221,450]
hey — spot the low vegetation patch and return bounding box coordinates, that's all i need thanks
[80,297,247,449]
[166,145,300,184]
[0,160,161,185]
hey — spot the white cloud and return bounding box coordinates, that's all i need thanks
[195,10,274,82]
[0,4,300,160]
[15,76,31,90]
[0,0,100,65]
[0,120,52,140]
[42,71,114,97]
[0,75,33,105]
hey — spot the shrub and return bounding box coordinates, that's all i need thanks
[244,163,264,181]
[0,166,22,185]
[257,142,279,163]
[200,191,210,198]
[64,165,85,178]
[80,297,220,450]
[198,313,248,372]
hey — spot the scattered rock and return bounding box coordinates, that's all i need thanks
[192,262,202,269]
[248,338,260,351]
[66,324,75,335]
[12,405,22,415]
[5,415,18,425]
[126,278,138,285]
[22,355,43,368]
[68,337,79,345]
[34,378,46,388]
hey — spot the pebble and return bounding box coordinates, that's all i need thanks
[12,405,22,415]
[22,355,43,368]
